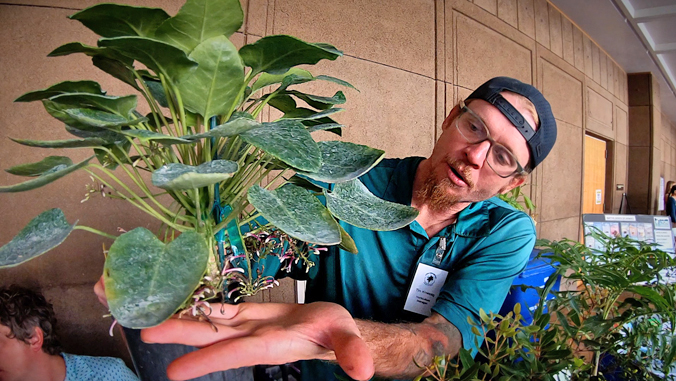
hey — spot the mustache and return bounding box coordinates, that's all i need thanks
[447,158,474,187]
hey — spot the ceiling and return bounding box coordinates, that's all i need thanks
[550,0,676,125]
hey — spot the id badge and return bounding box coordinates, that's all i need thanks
[403,263,449,317]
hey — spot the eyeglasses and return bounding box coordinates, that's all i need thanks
[455,100,527,178]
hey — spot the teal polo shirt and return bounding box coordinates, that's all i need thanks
[264,157,535,380]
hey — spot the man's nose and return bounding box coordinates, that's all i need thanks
[464,140,491,168]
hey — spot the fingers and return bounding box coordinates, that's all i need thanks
[165,337,270,380]
[141,318,251,347]
[331,331,375,381]
[93,275,108,308]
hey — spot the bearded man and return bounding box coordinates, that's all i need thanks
[96,76,557,381]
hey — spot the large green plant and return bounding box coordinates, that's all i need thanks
[0,0,418,329]
[418,231,676,380]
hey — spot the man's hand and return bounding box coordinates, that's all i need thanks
[140,302,375,381]
[94,275,108,308]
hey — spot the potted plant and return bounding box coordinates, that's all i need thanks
[0,0,417,344]
[416,230,676,381]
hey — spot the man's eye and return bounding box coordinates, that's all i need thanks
[493,147,514,166]
[469,124,482,133]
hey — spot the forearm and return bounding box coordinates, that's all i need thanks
[354,314,462,379]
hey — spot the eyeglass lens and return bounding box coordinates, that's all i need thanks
[456,110,519,177]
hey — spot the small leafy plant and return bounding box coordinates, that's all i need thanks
[0,0,418,329]
[418,231,676,380]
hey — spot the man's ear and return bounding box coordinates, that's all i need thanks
[441,104,462,131]
[499,175,526,195]
[28,326,44,352]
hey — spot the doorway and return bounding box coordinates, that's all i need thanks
[583,134,607,214]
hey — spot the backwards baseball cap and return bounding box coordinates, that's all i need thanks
[466,77,557,169]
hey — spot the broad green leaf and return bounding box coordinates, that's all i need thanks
[0,156,93,193]
[48,42,134,66]
[251,68,314,93]
[325,179,418,231]
[10,137,107,149]
[307,123,343,134]
[99,36,198,83]
[298,141,385,183]
[0,209,77,268]
[316,74,357,90]
[65,125,127,144]
[64,109,147,129]
[247,184,341,245]
[48,93,138,118]
[104,228,209,328]
[182,117,260,140]
[15,81,105,102]
[95,141,132,170]
[143,78,168,107]
[152,160,239,190]
[289,90,345,110]
[282,107,344,121]
[287,175,326,192]
[239,35,342,75]
[70,4,170,38]
[177,35,245,120]
[154,0,243,53]
[120,130,193,145]
[6,156,73,177]
[92,56,139,90]
[338,224,358,254]
[240,120,321,172]
[267,94,297,113]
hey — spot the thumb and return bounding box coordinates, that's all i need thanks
[331,331,375,381]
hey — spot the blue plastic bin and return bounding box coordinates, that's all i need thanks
[498,249,560,325]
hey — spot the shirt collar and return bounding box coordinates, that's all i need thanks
[390,157,490,239]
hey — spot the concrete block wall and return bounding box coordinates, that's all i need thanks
[0,0,655,365]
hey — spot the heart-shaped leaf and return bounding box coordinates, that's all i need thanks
[182,117,261,140]
[152,160,239,190]
[251,68,314,94]
[48,93,138,118]
[70,4,170,38]
[316,75,357,90]
[307,123,343,134]
[0,209,77,268]
[99,36,198,83]
[282,107,344,121]
[93,56,140,90]
[298,141,385,183]
[120,130,193,146]
[6,156,73,177]
[0,156,93,193]
[65,125,126,144]
[48,42,134,66]
[10,137,108,149]
[143,78,168,107]
[154,0,243,53]
[338,224,358,254]
[15,81,105,102]
[239,36,342,75]
[104,228,209,328]
[64,109,147,129]
[240,120,321,172]
[94,141,132,170]
[325,179,418,231]
[288,90,346,110]
[247,184,341,245]
[177,35,245,120]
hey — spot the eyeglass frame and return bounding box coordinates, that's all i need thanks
[454,99,528,178]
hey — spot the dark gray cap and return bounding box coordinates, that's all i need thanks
[466,77,557,169]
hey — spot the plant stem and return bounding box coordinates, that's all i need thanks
[74,226,117,240]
